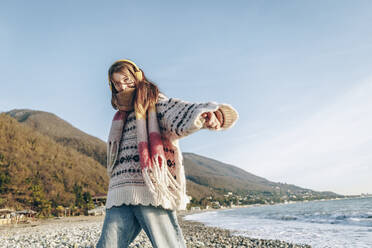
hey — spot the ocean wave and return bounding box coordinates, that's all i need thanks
[258,210,372,227]
[280,216,298,221]
[184,198,372,248]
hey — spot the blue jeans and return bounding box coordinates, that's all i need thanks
[96,204,187,248]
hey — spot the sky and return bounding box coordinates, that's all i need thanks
[1,1,372,195]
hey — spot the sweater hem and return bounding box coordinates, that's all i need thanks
[105,185,188,211]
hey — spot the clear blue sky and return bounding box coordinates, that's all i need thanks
[1,1,372,195]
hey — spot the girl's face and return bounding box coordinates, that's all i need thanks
[111,68,136,92]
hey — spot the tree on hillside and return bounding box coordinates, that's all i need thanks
[27,176,52,217]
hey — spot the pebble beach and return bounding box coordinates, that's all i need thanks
[0,209,311,248]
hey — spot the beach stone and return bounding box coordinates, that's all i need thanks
[0,214,312,248]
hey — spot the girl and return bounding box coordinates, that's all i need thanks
[96,59,238,248]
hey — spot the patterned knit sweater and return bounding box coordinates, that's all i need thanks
[105,93,239,211]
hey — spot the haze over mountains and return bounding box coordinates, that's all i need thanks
[0,109,340,210]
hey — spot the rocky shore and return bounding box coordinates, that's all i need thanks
[0,210,311,248]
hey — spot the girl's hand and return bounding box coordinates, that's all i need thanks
[201,110,224,130]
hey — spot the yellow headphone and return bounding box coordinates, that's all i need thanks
[108,59,143,91]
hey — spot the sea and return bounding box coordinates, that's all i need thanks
[183,197,372,248]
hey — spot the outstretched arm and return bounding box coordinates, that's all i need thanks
[156,94,238,139]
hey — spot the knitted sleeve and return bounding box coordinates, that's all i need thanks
[155,93,239,139]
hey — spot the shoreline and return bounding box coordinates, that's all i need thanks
[1,207,312,248]
[177,206,312,248]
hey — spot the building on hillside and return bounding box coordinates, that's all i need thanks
[0,208,13,225]
[211,201,221,209]
[15,210,37,219]
[0,209,37,225]
[92,194,107,206]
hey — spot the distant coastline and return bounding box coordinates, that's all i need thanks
[179,196,348,217]
[180,194,372,217]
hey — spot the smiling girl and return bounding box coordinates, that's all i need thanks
[96,59,238,248]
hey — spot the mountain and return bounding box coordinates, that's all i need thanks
[6,109,106,166]
[0,113,108,210]
[183,152,340,202]
[1,109,341,211]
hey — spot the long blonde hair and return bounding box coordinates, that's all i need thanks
[108,61,160,116]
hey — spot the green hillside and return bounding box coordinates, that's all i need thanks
[0,113,108,215]
[6,109,106,166]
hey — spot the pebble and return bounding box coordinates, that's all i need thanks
[0,215,311,248]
